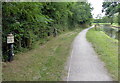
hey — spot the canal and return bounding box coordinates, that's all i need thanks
[96,24,119,40]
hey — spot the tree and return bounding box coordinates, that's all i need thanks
[102,2,120,25]
[2,2,93,60]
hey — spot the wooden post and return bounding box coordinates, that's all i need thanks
[53,28,57,37]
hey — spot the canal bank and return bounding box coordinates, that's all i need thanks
[86,27,118,80]
[94,24,119,40]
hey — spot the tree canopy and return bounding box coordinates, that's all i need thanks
[2,2,93,58]
[102,2,120,25]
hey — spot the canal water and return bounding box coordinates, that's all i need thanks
[97,25,119,40]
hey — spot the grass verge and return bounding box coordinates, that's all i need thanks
[86,28,118,80]
[92,23,120,27]
[2,28,83,81]
[92,23,111,25]
[112,23,120,27]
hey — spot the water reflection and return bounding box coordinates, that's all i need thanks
[97,25,119,40]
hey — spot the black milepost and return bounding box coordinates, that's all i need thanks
[7,33,14,62]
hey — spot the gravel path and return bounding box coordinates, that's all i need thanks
[67,26,113,81]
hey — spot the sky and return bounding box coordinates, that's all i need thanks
[88,0,105,18]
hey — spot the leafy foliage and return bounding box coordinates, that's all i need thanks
[102,2,120,25]
[2,2,92,59]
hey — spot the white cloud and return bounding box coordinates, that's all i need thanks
[88,0,105,18]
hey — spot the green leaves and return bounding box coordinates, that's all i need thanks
[102,2,120,25]
[2,2,93,56]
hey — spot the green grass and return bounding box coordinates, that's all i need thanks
[92,23,120,27]
[92,23,111,25]
[86,28,118,80]
[112,23,120,27]
[2,28,83,81]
